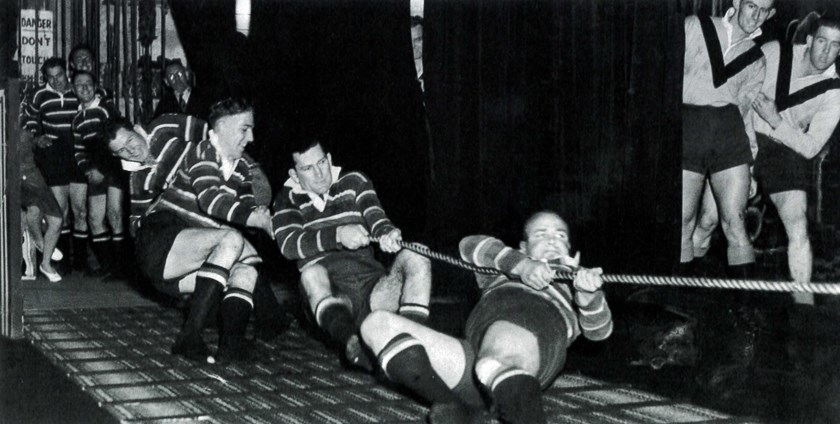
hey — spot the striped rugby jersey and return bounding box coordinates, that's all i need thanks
[459,235,613,345]
[128,114,208,231]
[20,84,78,140]
[72,97,121,173]
[272,171,397,269]
[150,138,258,229]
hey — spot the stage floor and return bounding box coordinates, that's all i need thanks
[17,304,752,424]
[6,249,840,423]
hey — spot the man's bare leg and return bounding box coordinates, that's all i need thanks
[68,182,89,272]
[710,165,755,272]
[50,185,72,270]
[371,250,432,323]
[164,228,246,362]
[475,321,546,424]
[680,170,707,270]
[770,190,813,305]
[692,180,719,259]
[216,262,258,362]
[87,193,110,272]
[361,311,480,413]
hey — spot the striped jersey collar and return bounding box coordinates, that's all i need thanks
[77,95,101,111]
[44,83,73,96]
[283,165,342,212]
[207,137,241,181]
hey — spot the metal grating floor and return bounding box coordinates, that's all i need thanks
[24,305,755,423]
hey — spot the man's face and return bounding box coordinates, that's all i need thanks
[807,26,840,72]
[734,0,774,36]
[164,64,190,93]
[411,24,423,60]
[44,66,68,92]
[521,213,571,262]
[290,144,333,195]
[71,49,94,73]
[109,127,151,163]
[73,73,96,103]
[209,111,254,160]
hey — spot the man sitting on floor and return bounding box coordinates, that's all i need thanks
[360,210,613,423]
[271,137,432,369]
[107,100,273,363]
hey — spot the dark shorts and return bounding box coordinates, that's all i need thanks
[87,168,128,196]
[34,138,86,186]
[465,286,568,388]
[754,133,812,194]
[312,250,386,325]
[21,167,62,218]
[682,104,753,174]
[135,210,189,297]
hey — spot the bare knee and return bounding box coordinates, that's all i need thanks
[45,215,63,231]
[107,207,123,229]
[229,263,257,292]
[213,229,245,257]
[394,250,431,279]
[360,310,396,344]
[300,264,330,293]
[781,214,809,245]
[696,210,719,232]
[719,208,747,240]
[478,321,539,373]
[71,203,87,223]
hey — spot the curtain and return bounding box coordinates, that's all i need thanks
[424,0,689,274]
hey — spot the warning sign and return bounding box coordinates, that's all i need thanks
[19,9,55,84]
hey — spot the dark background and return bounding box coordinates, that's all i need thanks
[167,0,840,280]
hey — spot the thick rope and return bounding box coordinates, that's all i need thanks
[372,238,840,295]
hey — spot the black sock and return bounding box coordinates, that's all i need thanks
[252,270,289,340]
[379,333,456,404]
[486,372,546,424]
[315,297,356,345]
[172,264,226,361]
[90,231,111,271]
[217,288,254,361]
[109,232,129,274]
[57,228,71,263]
[71,230,89,270]
[398,303,430,325]
[182,264,227,340]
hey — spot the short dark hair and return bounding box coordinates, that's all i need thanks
[105,117,134,143]
[208,98,253,129]
[68,43,94,66]
[813,14,840,35]
[71,70,97,86]
[41,57,66,76]
[522,210,564,240]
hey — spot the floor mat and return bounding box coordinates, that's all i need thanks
[24,306,753,423]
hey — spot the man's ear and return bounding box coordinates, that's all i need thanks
[133,124,148,140]
[767,9,775,20]
[519,240,528,253]
[327,153,333,166]
[208,128,217,143]
[288,168,299,183]
[567,251,581,267]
